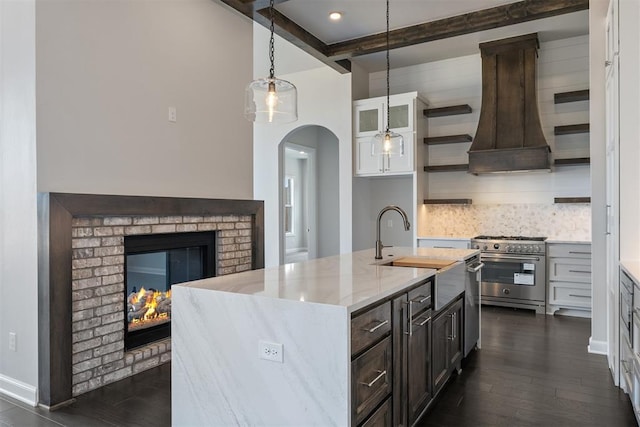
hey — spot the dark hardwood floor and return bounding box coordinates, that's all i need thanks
[0,306,636,426]
[418,306,637,427]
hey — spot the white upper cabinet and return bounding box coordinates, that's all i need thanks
[353,92,424,176]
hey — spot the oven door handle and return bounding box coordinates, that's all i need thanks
[481,255,541,262]
[466,262,484,273]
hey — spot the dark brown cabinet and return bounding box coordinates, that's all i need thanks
[407,308,432,425]
[432,297,463,396]
[352,277,468,427]
[392,280,433,427]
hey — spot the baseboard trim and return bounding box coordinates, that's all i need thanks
[0,374,38,406]
[588,337,608,355]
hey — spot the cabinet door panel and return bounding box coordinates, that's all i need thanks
[388,98,414,133]
[385,131,414,174]
[407,310,432,426]
[448,299,463,369]
[356,104,383,137]
[356,138,382,175]
[431,311,450,396]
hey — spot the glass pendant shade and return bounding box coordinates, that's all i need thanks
[245,77,297,123]
[372,129,404,156]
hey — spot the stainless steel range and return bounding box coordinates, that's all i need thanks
[471,235,547,314]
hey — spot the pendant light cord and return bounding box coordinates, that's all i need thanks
[385,0,390,133]
[269,0,275,80]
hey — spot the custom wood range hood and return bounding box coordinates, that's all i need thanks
[468,33,551,174]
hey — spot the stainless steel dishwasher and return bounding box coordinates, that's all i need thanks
[465,255,483,357]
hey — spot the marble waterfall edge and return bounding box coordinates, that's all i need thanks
[172,286,349,426]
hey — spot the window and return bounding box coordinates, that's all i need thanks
[284,176,294,235]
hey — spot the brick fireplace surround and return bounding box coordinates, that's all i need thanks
[37,193,264,408]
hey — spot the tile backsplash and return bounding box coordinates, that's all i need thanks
[419,203,591,241]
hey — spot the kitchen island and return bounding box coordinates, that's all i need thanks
[171,247,479,426]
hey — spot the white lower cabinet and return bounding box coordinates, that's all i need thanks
[546,243,592,317]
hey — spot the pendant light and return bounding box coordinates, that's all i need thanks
[372,0,404,156]
[244,0,298,123]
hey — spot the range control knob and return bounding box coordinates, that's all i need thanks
[483,245,488,251]
[503,288,510,295]
[494,243,500,250]
[474,244,480,249]
[506,245,512,252]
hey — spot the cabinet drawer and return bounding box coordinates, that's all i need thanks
[547,243,591,258]
[549,282,591,308]
[352,337,392,426]
[352,301,392,355]
[548,258,591,283]
[360,397,391,427]
[417,238,469,249]
[408,281,432,314]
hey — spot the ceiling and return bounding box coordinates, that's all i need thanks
[221,0,589,73]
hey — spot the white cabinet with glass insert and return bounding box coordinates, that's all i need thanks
[353,92,426,176]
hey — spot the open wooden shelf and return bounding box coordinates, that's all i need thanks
[424,134,473,145]
[554,157,591,166]
[424,199,472,205]
[554,197,591,204]
[554,123,590,135]
[424,104,472,118]
[554,90,589,104]
[424,164,469,172]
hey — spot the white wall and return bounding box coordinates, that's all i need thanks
[369,36,591,205]
[253,25,352,267]
[352,176,414,251]
[36,0,253,199]
[0,0,39,405]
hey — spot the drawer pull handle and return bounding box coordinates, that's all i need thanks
[569,251,591,255]
[569,270,591,274]
[364,320,389,333]
[412,295,431,304]
[360,370,387,388]
[568,294,590,298]
[416,316,431,327]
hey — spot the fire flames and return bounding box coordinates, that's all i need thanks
[128,287,172,330]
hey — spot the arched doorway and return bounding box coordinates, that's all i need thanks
[279,126,340,265]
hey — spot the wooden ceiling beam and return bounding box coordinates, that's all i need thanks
[218,0,351,73]
[326,0,589,60]
[217,0,588,73]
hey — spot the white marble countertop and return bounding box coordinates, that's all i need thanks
[176,247,479,313]
[621,261,640,285]
[546,239,591,244]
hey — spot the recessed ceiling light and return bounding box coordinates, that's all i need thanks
[329,11,342,21]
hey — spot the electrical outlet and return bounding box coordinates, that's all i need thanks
[259,340,283,363]
[168,107,177,123]
[9,332,16,352]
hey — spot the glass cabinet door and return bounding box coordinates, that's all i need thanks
[387,99,413,132]
[355,104,383,136]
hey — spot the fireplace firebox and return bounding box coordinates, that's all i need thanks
[124,231,216,349]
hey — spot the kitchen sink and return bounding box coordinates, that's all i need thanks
[384,256,457,270]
